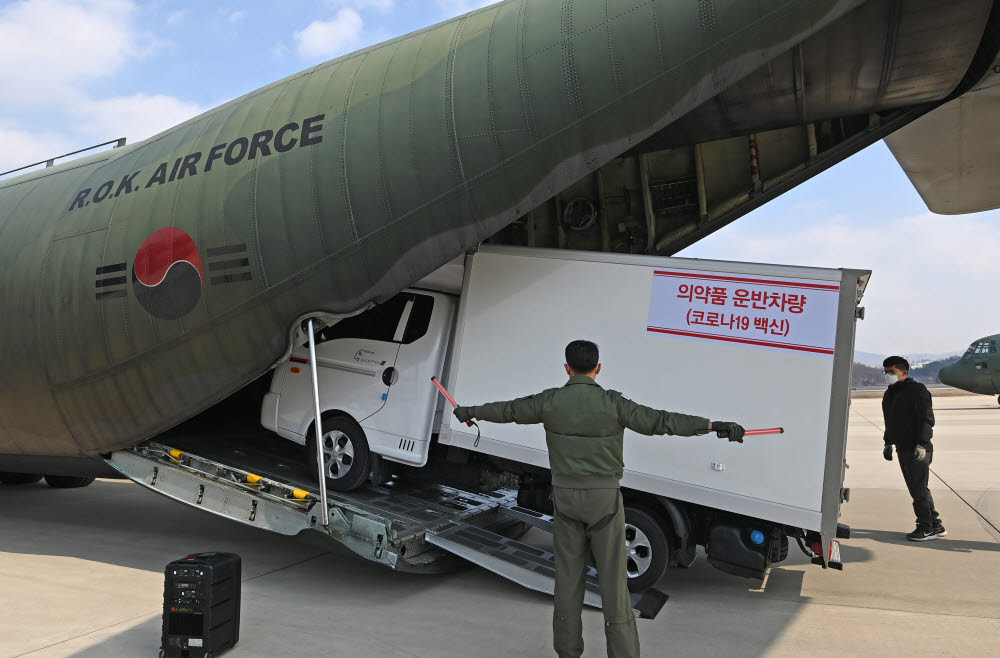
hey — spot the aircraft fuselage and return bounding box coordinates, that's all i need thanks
[0,0,872,467]
[938,334,1000,397]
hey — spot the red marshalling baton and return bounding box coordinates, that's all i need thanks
[717,427,785,438]
[431,376,472,426]
[745,428,784,436]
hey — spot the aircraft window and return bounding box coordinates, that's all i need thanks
[991,343,998,353]
[310,295,409,346]
[401,294,435,345]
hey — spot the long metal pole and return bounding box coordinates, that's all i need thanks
[307,319,330,528]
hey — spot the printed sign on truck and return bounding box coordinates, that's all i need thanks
[646,269,841,356]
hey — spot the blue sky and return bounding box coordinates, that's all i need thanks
[2,0,997,356]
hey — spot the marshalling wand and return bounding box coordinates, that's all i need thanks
[717,427,784,439]
[431,377,481,446]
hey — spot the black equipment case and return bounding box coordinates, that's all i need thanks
[160,552,241,657]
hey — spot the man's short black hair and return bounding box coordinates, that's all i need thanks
[883,355,910,372]
[566,340,599,373]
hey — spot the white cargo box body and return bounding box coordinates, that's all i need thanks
[443,246,868,538]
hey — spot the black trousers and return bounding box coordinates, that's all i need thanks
[896,447,941,529]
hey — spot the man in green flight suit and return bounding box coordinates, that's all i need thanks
[454,340,745,658]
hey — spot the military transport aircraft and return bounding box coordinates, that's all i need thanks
[938,335,1000,405]
[2,0,1000,482]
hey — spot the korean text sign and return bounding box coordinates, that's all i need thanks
[646,269,841,356]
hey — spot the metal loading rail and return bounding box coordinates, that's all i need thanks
[108,442,667,619]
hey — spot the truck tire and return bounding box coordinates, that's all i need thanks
[624,506,670,592]
[0,472,43,485]
[308,415,371,492]
[369,453,395,487]
[769,533,789,564]
[43,475,95,488]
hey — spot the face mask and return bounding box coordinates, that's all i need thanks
[884,372,898,385]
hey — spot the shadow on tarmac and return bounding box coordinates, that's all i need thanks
[851,527,1000,553]
[1,478,845,658]
[939,407,1000,412]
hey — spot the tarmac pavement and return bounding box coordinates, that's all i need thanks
[1,393,997,657]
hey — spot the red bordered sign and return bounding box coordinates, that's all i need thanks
[646,269,841,357]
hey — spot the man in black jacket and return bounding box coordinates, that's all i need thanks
[882,356,945,541]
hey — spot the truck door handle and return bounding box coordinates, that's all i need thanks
[382,367,398,386]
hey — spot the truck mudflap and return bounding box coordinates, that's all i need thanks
[811,538,844,571]
[108,442,667,619]
[798,530,845,570]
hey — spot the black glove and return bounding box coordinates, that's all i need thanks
[712,422,745,443]
[454,406,475,424]
[883,445,893,462]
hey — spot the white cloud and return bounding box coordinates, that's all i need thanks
[166,9,190,25]
[436,0,500,17]
[678,212,1000,355]
[328,0,394,12]
[0,0,141,105]
[0,124,70,174]
[228,10,247,23]
[77,94,207,144]
[0,0,204,160]
[269,42,289,59]
[294,8,364,61]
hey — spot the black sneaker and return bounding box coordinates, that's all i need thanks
[933,524,947,537]
[906,527,938,541]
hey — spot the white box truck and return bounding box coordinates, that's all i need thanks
[258,245,869,589]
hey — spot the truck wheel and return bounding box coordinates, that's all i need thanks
[624,506,670,592]
[308,415,371,492]
[0,472,43,485]
[769,533,789,563]
[43,475,95,488]
[369,453,395,487]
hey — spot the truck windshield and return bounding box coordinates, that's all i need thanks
[306,293,434,347]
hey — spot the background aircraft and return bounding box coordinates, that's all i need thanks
[1,0,1000,479]
[938,335,1000,404]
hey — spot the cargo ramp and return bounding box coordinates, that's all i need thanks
[107,440,666,619]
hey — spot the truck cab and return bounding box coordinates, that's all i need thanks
[261,289,458,489]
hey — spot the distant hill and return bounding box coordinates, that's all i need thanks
[852,361,886,387]
[910,357,962,384]
[854,350,962,369]
[851,355,963,388]
[854,351,887,368]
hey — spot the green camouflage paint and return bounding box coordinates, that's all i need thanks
[0,0,861,459]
